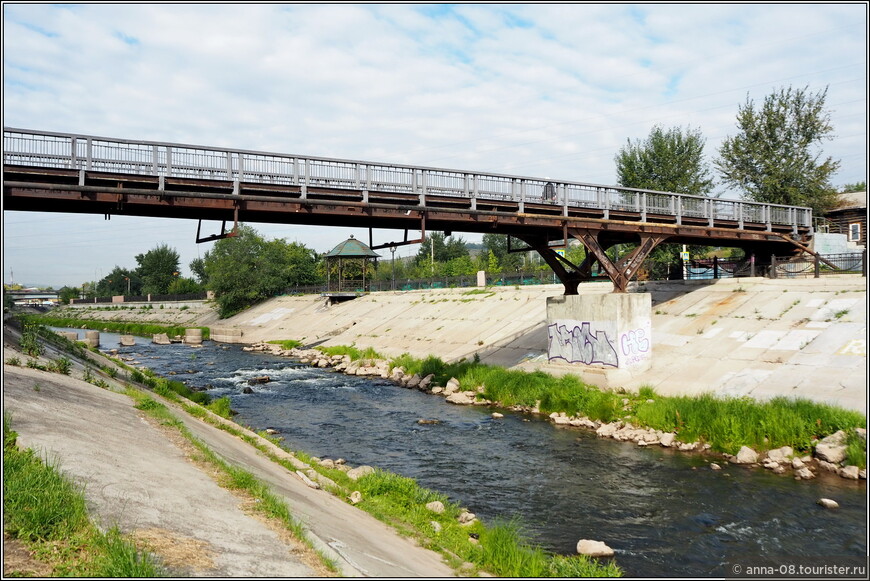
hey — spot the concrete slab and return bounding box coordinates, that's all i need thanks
[3,366,318,578]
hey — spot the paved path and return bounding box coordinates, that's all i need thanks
[3,364,455,577]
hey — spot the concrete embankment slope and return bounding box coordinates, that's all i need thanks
[212,276,866,414]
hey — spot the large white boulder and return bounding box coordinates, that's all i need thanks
[576,539,614,558]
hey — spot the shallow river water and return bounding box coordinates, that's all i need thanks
[78,331,867,577]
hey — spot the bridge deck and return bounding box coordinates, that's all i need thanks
[3,128,812,247]
[4,128,817,293]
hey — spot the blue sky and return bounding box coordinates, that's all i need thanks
[3,3,867,288]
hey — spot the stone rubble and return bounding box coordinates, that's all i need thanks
[244,342,868,482]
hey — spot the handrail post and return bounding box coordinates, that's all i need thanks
[770,254,777,279]
[814,253,820,278]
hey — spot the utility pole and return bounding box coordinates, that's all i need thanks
[390,245,396,291]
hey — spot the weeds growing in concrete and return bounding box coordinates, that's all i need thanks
[317,344,384,361]
[268,339,304,350]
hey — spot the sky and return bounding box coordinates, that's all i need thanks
[2,2,867,288]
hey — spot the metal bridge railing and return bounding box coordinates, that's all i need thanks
[4,127,813,230]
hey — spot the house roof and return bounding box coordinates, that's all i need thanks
[829,191,866,212]
[325,236,380,258]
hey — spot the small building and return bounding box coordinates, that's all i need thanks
[324,235,380,296]
[823,191,866,249]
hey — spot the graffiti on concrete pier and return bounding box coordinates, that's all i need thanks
[547,321,619,367]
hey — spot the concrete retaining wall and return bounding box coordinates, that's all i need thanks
[211,327,244,344]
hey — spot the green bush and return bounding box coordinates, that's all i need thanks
[207,396,233,419]
[189,392,212,405]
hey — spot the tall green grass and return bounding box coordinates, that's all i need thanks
[349,470,621,577]
[381,351,865,456]
[388,353,623,422]
[20,313,210,341]
[267,339,304,350]
[633,394,865,454]
[317,344,384,361]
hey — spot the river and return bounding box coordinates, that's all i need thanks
[72,330,868,577]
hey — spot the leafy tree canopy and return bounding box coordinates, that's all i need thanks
[97,266,140,297]
[839,181,866,193]
[202,224,321,318]
[415,232,469,265]
[615,125,714,263]
[135,243,181,295]
[57,286,81,305]
[615,125,714,196]
[481,233,524,272]
[715,85,840,216]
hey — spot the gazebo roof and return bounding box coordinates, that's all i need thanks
[325,236,380,258]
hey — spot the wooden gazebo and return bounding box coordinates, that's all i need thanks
[324,235,380,295]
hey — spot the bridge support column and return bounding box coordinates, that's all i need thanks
[520,237,583,295]
[569,229,669,293]
[546,292,652,377]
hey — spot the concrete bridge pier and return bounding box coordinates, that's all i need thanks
[546,293,652,383]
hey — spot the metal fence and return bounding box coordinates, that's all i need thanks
[770,252,866,279]
[70,291,208,305]
[4,127,813,231]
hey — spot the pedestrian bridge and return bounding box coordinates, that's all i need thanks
[3,127,815,293]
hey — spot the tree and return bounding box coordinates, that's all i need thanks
[201,224,321,317]
[481,233,524,272]
[415,232,469,265]
[189,257,208,285]
[613,125,715,267]
[135,243,181,295]
[57,286,81,304]
[167,276,202,295]
[97,266,140,296]
[615,125,714,196]
[715,85,840,216]
[840,181,866,193]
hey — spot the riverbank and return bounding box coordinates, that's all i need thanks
[243,340,867,484]
[51,276,867,414]
[2,316,622,577]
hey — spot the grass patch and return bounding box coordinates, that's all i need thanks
[3,414,164,576]
[389,353,623,422]
[267,339,304,350]
[632,394,865,454]
[844,430,866,469]
[317,344,384,362]
[19,313,210,341]
[206,396,233,419]
[380,349,866,455]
